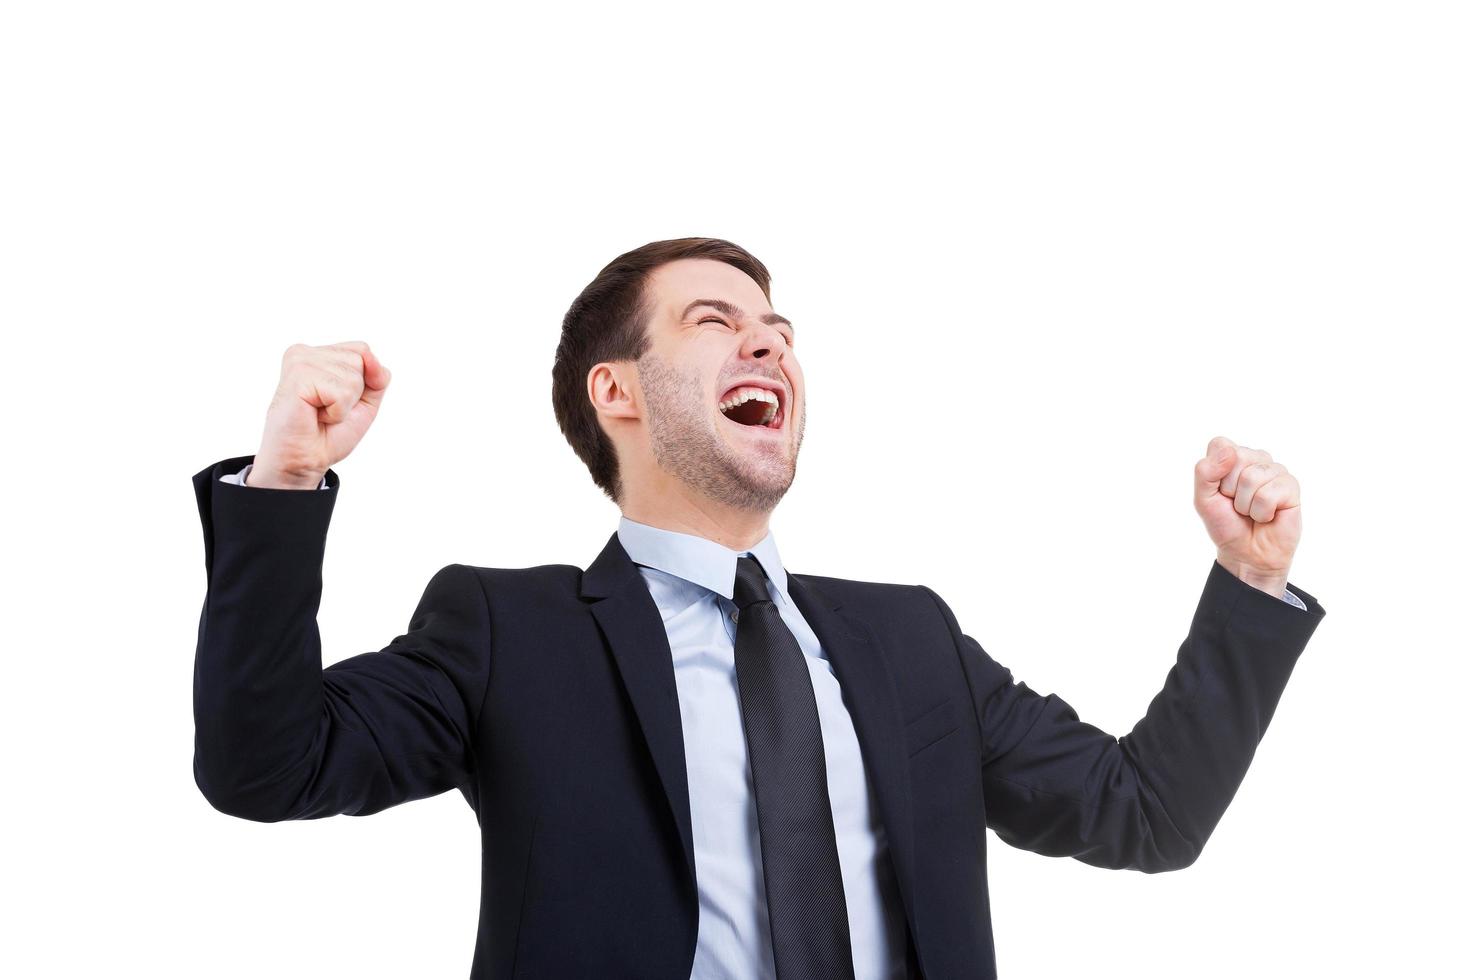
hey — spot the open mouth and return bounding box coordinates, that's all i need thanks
[717,382,785,431]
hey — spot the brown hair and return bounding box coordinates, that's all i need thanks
[551,237,773,503]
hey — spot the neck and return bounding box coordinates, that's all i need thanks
[619,473,774,552]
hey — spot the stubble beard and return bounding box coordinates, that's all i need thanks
[635,353,803,514]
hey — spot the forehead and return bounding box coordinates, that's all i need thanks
[647,258,770,319]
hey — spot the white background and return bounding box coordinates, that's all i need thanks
[3,2,1469,977]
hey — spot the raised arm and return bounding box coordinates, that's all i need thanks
[190,343,491,822]
[924,560,1324,872]
[927,436,1326,871]
[192,462,491,820]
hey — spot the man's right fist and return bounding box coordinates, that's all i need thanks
[248,341,391,490]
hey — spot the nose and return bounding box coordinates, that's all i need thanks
[741,321,790,361]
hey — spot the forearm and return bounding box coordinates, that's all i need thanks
[1113,560,1325,857]
[191,455,339,821]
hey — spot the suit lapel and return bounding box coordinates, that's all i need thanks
[787,572,922,951]
[581,532,697,898]
[579,532,921,951]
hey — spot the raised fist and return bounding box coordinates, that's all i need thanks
[1193,435,1302,596]
[249,341,391,489]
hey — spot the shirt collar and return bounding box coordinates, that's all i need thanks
[616,515,790,605]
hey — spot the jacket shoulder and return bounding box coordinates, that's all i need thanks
[456,561,585,596]
[792,571,934,614]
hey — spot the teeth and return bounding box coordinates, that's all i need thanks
[718,385,783,428]
[718,386,779,412]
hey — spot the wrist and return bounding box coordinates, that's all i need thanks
[1215,556,1290,598]
[246,463,325,491]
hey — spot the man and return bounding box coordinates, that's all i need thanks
[191,237,1326,979]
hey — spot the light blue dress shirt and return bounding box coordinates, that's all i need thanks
[614,515,909,980]
[219,462,1308,979]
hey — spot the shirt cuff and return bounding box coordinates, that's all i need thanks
[218,462,329,491]
[1281,586,1308,611]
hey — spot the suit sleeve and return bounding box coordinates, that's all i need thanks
[191,455,491,822]
[921,559,1325,872]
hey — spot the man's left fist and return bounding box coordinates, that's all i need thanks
[1194,435,1302,597]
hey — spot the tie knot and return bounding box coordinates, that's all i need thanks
[732,555,773,610]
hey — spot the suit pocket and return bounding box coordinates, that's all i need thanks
[905,697,960,757]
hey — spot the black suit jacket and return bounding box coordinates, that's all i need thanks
[192,455,1326,979]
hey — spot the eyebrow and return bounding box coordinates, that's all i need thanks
[681,298,793,333]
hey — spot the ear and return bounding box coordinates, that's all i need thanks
[588,362,640,424]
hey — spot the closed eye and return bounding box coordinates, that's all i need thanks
[700,316,794,347]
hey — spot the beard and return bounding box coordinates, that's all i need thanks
[635,352,803,513]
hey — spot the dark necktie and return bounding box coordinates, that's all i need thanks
[732,554,856,980]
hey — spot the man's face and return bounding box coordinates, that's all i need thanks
[632,257,806,513]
